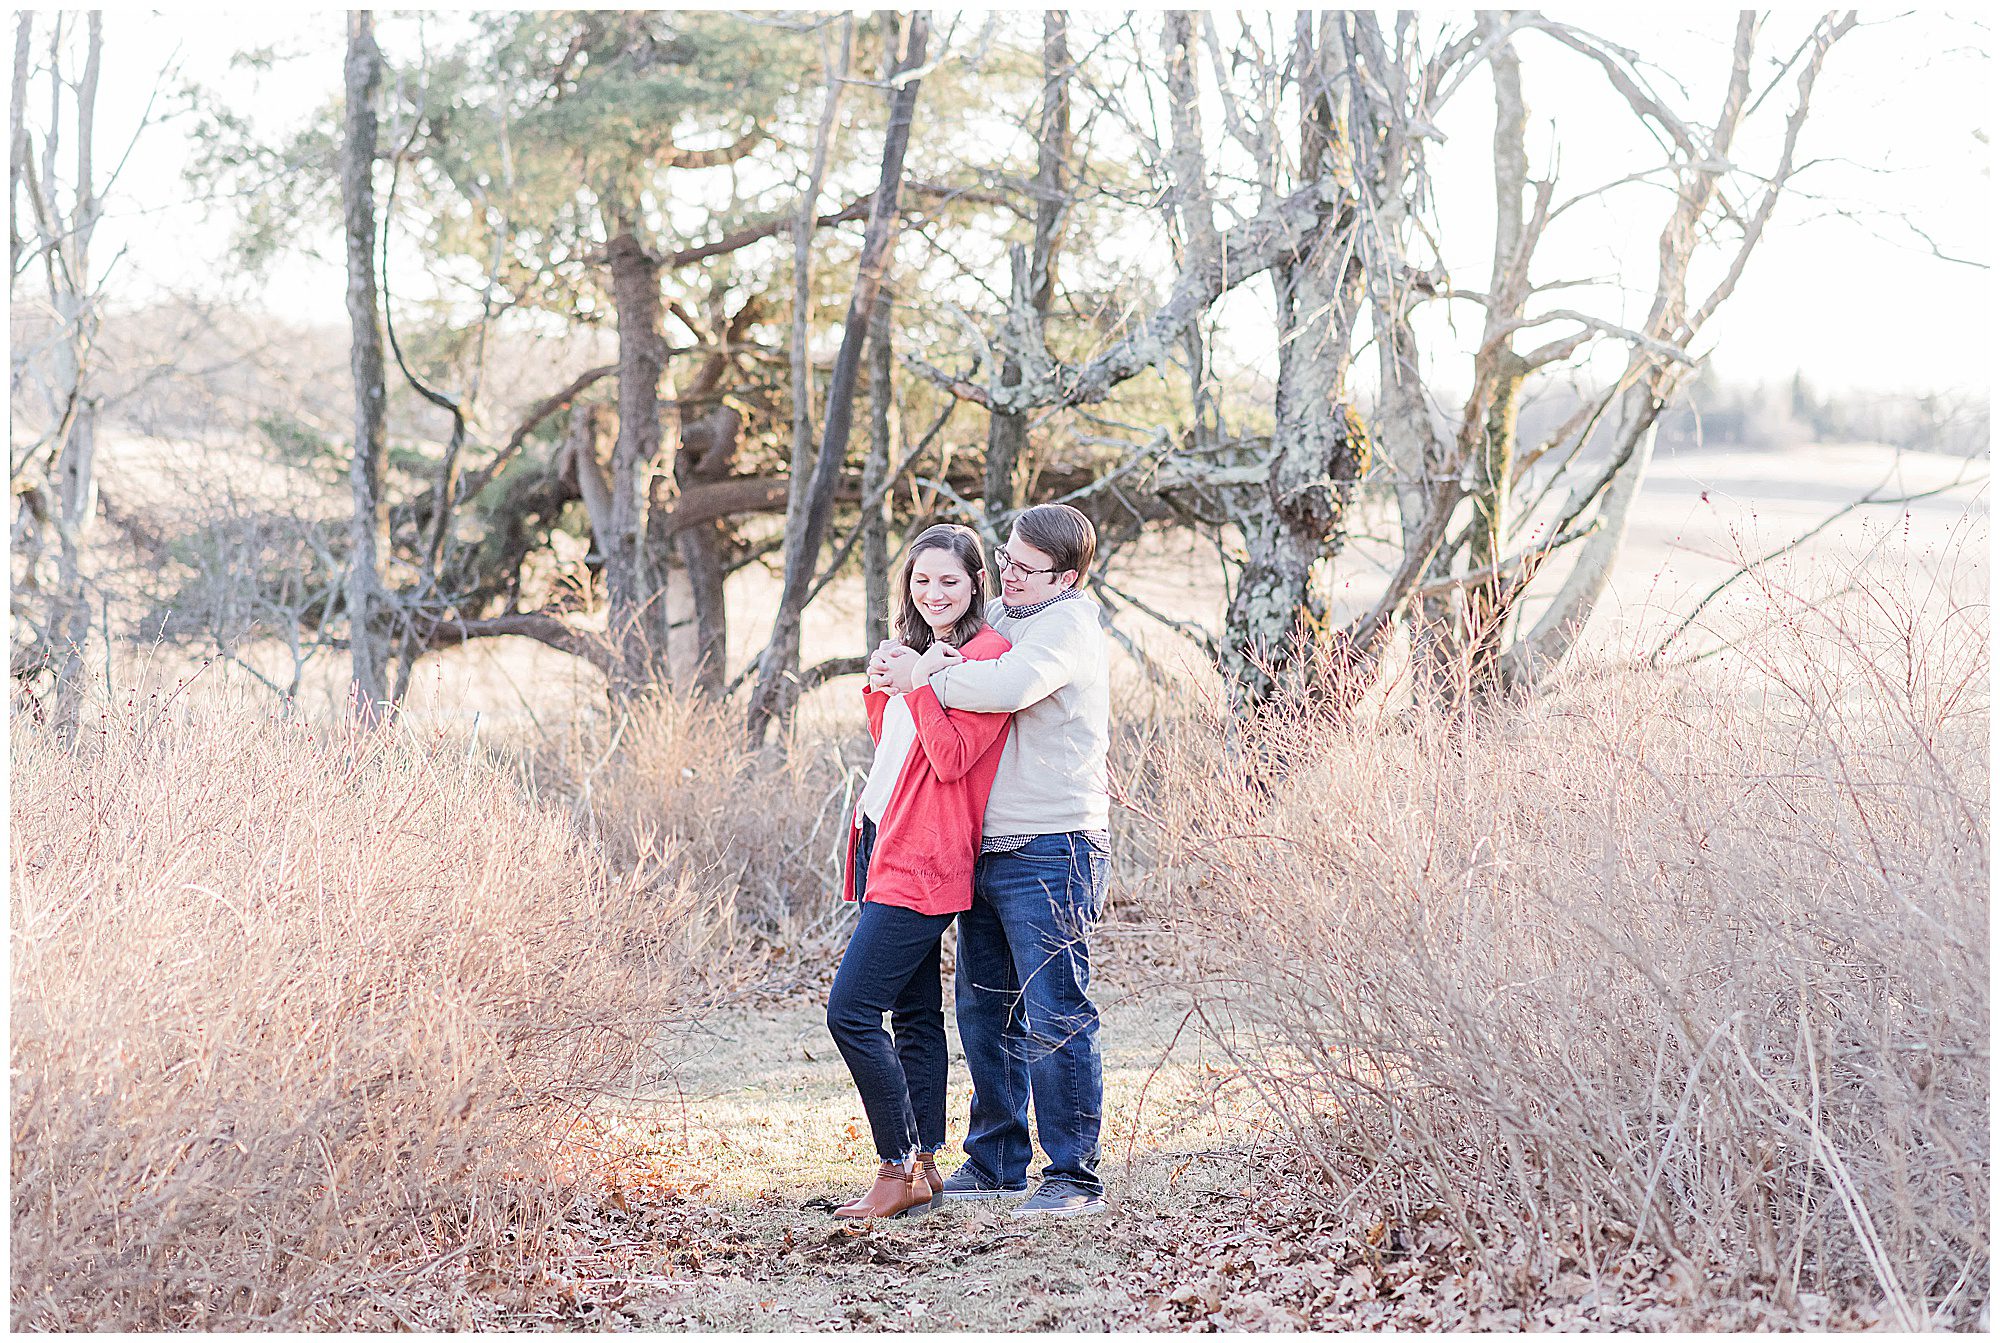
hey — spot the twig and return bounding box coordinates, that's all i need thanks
[1650,472,1984,662]
[1093,575,1220,663]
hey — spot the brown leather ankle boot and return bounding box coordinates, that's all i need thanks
[832,1159,932,1220]
[915,1151,944,1204]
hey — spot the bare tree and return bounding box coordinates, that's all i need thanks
[10,12,105,736]
[341,11,392,719]
[1303,12,1854,705]
[1149,13,1859,713]
[9,15,31,279]
[860,274,898,652]
[1500,11,1859,692]
[981,9,1071,558]
[746,10,932,745]
[781,15,854,559]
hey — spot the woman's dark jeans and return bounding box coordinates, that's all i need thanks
[826,818,957,1163]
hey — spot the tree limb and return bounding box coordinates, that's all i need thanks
[412,610,617,676]
[1417,517,1602,596]
[664,124,762,170]
[909,175,1348,416]
[659,193,869,269]
[1522,18,1702,160]
[799,653,868,693]
[1093,573,1221,662]
[455,363,618,504]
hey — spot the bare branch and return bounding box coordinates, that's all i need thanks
[663,125,762,170]
[910,176,1348,415]
[1497,308,1699,368]
[1417,517,1602,596]
[1651,468,1982,662]
[799,653,867,693]
[1093,573,1221,662]
[1681,12,1859,343]
[454,364,617,504]
[1523,18,1701,160]
[412,610,617,676]
[660,193,869,269]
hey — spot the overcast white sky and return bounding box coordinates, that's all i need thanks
[32,7,1995,399]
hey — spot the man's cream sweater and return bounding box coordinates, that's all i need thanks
[922,594,1110,836]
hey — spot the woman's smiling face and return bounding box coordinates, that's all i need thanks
[908,546,975,635]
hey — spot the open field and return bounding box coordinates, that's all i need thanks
[14,438,1989,1330]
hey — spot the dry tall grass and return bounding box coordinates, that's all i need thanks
[530,692,866,980]
[10,692,706,1328]
[1126,559,1988,1326]
[12,533,1986,1329]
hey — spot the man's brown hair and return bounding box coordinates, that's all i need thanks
[1012,503,1095,585]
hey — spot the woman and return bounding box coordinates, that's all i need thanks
[825,523,1013,1220]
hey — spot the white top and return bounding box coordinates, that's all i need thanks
[925,595,1110,835]
[857,690,919,825]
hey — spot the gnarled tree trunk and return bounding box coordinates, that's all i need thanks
[1219,15,1366,708]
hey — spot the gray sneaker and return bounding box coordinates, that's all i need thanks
[1010,1182,1108,1217]
[938,1166,1029,1201]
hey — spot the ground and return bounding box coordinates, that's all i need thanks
[477,930,1875,1334]
[582,938,1273,1332]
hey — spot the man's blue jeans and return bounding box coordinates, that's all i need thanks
[954,832,1108,1196]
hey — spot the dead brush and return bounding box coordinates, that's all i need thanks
[532,689,868,983]
[1133,556,1988,1327]
[10,689,706,1329]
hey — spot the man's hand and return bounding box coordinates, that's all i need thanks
[868,638,911,670]
[874,643,921,694]
[866,639,909,693]
[910,641,964,686]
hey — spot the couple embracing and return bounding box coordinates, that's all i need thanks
[825,503,1111,1221]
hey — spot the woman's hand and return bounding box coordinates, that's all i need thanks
[911,641,965,684]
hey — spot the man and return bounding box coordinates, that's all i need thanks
[870,502,1111,1217]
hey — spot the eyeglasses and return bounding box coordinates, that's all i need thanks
[995,547,1059,579]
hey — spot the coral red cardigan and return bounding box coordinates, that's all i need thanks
[842,626,1013,915]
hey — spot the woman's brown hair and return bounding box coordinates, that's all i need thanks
[894,523,991,654]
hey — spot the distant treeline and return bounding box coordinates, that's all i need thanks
[1502,364,1988,462]
[1658,368,1988,457]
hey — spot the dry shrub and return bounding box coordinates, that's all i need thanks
[1135,560,1988,1327]
[10,693,701,1329]
[537,691,863,979]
